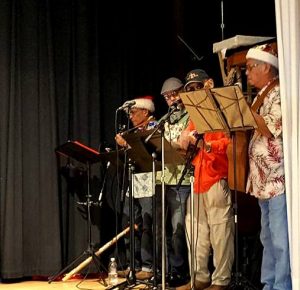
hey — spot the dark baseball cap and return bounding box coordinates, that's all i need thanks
[184,69,209,89]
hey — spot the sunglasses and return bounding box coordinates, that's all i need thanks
[185,82,204,92]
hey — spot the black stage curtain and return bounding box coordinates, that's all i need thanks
[0,0,187,279]
[0,0,276,280]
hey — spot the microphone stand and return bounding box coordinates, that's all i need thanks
[144,105,179,290]
[175,135,201,290]
[189,168,195,290]
[97,162,110,207]
[145,106,179,144]
[151,152,158,287]
[177,35,203,62]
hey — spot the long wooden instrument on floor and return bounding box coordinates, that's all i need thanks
[62,225,136,281]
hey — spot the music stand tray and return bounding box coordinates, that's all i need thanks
[122,129,185,173]
[55,140,101,164]
[122,130,161,173]
[180,85,257,134]
[145,130,185,166]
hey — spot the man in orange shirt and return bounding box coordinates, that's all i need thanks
[179,69,234,290]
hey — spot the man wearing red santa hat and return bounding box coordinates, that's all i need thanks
[115,95,158,281]
[246,43,292,290]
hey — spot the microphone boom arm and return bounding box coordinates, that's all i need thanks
[177,35,203,62]
[98,162,110,205]
[145,106,179,144]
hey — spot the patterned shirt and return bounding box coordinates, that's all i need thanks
[156,108,191,185]
[127,120,158,198]
[246,80,285,199]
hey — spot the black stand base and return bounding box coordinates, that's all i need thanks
[227,272,260,290]
[48,247,107,286]
[48,253,83,282]
[107,269,164,290]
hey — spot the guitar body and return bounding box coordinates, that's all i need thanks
[227,130,251,193]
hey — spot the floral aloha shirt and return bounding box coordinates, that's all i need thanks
[246,79,285,199]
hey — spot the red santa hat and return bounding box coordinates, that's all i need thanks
[246,43,278,69]
[132,96,155,112]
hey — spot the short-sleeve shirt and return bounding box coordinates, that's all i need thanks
[127,120,158,198]
[246,80,285,199]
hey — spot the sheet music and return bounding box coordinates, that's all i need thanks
[180,85,257,134]
[122,129,184,172]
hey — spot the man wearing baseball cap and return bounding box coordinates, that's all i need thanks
[246,43,292,290]
[184,69,211,91]
[179,69,234,290]
[157,77,191,288]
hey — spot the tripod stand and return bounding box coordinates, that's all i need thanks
[48,141,107,286]
[180,85,259,290]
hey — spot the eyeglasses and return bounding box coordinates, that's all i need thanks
[246,63,261,72]
[185,82,204,92]
[163,90,179,100]
[129,108,142,115]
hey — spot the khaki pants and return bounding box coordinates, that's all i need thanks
[185,179,235,286]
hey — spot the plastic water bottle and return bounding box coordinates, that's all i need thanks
[108,257,118,286]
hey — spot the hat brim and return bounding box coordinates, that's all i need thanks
[246,49,278,68]
[132,99,155,112]
[184,80,203,89]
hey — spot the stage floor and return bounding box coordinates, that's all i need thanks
[0,278,143,290]
[0,278,191,290]
[0,278,109,290]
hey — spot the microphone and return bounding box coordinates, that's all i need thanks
[98,161,111,205]
[117,100,136,111]
[169,100,182,112]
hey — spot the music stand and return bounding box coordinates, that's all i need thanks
[98,130,155,289]
[141,128,186,290]
[117,129,184,289]
[116,130,160,287]
[123,130,163,173]
[180,86,259,290]
[48,140,107,285]
[98,148,126,168]
[144,129,185,165]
